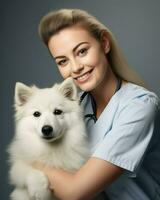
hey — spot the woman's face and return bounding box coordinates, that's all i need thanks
[48,26,110,91]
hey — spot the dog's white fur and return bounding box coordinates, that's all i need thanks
[8,78,90,200]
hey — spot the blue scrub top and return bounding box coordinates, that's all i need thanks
[81,82,160,200]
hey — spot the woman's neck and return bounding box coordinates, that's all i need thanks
[90,66,119,118]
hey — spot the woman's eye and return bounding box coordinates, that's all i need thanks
[57,59,67,66]
[54,109,63,115]
[78,48,88,56]
[33,111,41,117]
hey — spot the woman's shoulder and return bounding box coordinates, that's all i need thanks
[118,82,160,109]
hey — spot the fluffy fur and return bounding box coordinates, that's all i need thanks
[8,78,90,200]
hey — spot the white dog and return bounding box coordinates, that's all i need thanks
[8,78,90,200]
[8,78,107,200]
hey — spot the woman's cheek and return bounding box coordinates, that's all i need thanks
[58,67,70,79]
[84,50,101,67]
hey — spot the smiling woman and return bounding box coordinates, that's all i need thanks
[48,26,110,92]
[32,8,160,200]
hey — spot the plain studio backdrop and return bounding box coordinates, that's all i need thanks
[1,1,160,199]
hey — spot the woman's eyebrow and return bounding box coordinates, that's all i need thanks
[72,41,89,52]
[54,42,89,60]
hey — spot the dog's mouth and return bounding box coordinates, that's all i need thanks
[42,132,64,142]
[42,135,55,140]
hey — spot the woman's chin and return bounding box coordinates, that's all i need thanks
[77,81,96,92]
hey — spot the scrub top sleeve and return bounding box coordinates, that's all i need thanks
[92,97,158,173]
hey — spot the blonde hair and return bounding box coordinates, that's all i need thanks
[39,8,146,87]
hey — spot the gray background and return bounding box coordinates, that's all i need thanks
[1,0,160,199]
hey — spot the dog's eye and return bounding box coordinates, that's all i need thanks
[33,111,41,117]
[54,109,63,115]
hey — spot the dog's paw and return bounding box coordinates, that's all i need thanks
[27,170,52,200]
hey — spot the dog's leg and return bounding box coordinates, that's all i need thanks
[9,160,53,200]
[10,188,30,200]
[9,160,34,188]
[27,170,53,200]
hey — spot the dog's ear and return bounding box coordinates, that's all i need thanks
[15,82,34,106]
[59,77,78,100]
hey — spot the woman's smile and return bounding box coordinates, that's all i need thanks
[74,68,94,84]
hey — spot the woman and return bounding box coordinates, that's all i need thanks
[33,9,160,200]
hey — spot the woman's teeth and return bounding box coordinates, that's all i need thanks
[77,72,90,81]
[76,69,93,82]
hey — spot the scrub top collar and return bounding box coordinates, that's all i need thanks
[79,76,122,123]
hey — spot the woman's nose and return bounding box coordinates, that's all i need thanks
[71,60,84,73]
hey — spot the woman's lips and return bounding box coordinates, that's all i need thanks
[74,69,93,84]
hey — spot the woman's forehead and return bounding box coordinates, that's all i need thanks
[48,26,96,56]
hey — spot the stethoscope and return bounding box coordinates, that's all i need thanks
[79,76,122,123]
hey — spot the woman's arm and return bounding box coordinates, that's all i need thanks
[33,157,124,200]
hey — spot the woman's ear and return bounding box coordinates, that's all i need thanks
[100,30,110,54]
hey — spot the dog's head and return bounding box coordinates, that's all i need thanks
[14,78,82,142]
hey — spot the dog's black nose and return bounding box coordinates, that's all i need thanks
[42,125,53,139]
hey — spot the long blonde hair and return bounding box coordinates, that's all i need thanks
[39,8,146,87]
